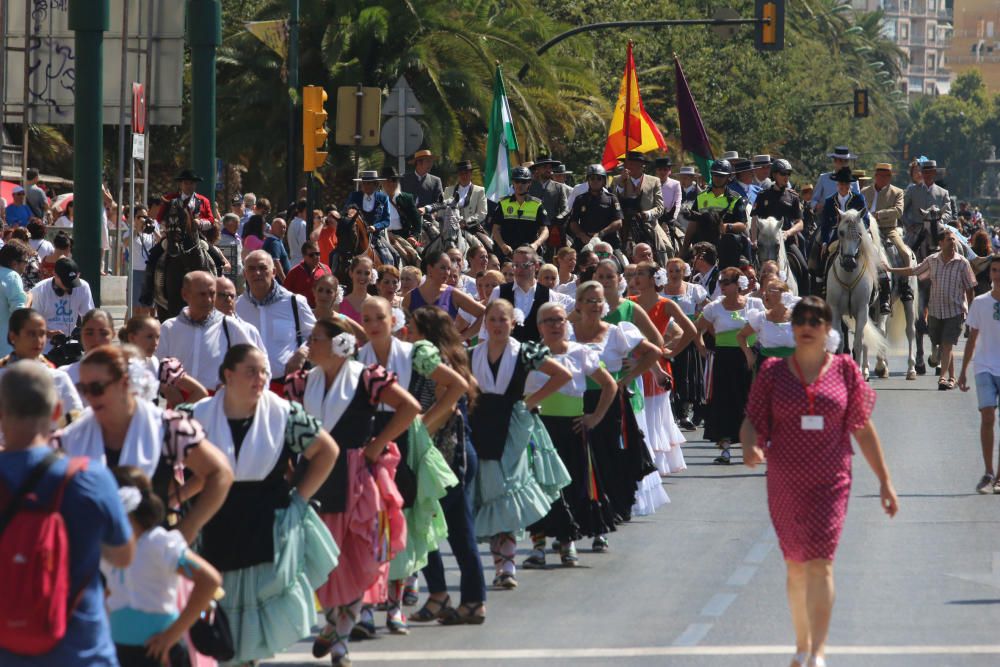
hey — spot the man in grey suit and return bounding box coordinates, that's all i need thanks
[863,162,911,311]
[400,149,444,211]
[903,159,953,233]
[529,156,569,254]
[444,160,491,249]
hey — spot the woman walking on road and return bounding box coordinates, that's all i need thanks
[740,296,898,667]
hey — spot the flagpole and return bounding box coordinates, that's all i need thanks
[624,41,633,155]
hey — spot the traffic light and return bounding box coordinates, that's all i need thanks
[302,85,329,172]
[755,0,785,51]
[853,89,870,118]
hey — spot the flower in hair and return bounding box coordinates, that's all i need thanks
[825,329,842,354]
[683,263,692,278]
[737,275,749,291]
[330,331,357,358]
[781,292,799,308]
[118,486,142,513]
[512,308,526,327]
[653,268,668,288]
[391,307,406,333]
[127,357,159,403]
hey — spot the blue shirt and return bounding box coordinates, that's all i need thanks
[0,266,27,357]
[263,235,291,276]
[810,173,861,210]
[0,447,132,667]
[6,204,32,227]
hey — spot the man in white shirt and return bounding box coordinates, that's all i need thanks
[486,246,551,342]
[30,258,95,352]
[654,157,682,227]
[235,250,315,384]
[959,257,1000,494]
[157,271,267,389]
[286,199,309,266]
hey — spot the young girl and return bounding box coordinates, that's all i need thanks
[121,316,209,406]
[105,466,222,667]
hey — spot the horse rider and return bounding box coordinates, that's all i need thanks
[381,166,422,264]
[401,149,445,211]
[488,166,549,262]
[812,167,871,284]
[611,150,665,260]
[157,168,216,226]
[752,154,773,190]
[344,170,395,266]
[677,166,702,206]
[750,158,807,267]
[690,159,748,229]
[903,158,954,234]
[862,162,912,311]
[810,146,862,213]
[529,155,569,257]
[729,158,761,208]
[655,156,684,258]
[444,160,491,249]
[567,164,624,257]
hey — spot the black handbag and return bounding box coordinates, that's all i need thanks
[188,600,235,661]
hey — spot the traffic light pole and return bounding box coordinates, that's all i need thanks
[69,0,110,306]
[287,0,299,207]
[188,0,221,199]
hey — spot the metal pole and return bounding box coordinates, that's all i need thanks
[141,0,153,209]
[69,0,111,306]
[187,0,221,200]
[0,0,7,179]
[287,0,299,206]
[354,83,363,177]
[21,0,29,186]
[397,85,405,175]
[127,149,135,312]
[115,0,130,276]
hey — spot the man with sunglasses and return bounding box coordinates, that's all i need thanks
[6,186,32,228]
[488,167,549,263]
[485,246,552,342]
[567,164,622,252]
[284,240,332,308]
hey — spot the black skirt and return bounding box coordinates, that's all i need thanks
[703,347,752,444]
[671,342,704,405]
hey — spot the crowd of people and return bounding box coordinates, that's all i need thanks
[16,142,1000,667]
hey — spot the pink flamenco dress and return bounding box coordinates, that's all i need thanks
[744,354,875,562]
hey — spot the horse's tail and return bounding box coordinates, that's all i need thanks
[863,318,890,359]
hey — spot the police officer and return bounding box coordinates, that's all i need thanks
[567,164,624,252]
[752,158,807,266]
[691,160,748,231]
[488,166,549,261]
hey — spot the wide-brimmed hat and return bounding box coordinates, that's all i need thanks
[455,160,475,172]
[731,158,754,174]
[827,146,857,160]
[720,150,740,160]
[653,157,673,169]
[174,168,203,182]
[752,154,772,167]
[874,162,894,172]
[353,170,384,182]
[379,166,401,180]
[552,162,572,175]
[531,155,560,168]
[678,166,698,176]
[921,159,939,170]
[800,182,815,192]
[410,149,435,163]
[623,150,649,163]
[830,166,858,183]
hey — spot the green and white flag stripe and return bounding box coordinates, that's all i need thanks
[485,65,519,203]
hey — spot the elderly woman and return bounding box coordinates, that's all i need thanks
[737,279,798,372]
[741,297,898,667]
[696,266,764,464]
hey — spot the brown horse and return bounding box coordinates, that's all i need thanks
[331,211,381,286]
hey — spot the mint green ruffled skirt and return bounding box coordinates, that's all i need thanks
[389,418,459,580]
[471,402,571,540]
[219,494,339,665]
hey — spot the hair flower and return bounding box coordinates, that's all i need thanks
[330,332,357,358]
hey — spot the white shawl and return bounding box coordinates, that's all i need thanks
[358,338,412,411]
[472,338,521,395]
[60,399,164,478]
[192,388,289,482]
[302,360,363,432]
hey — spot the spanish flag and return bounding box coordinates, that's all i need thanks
[600,41,666,170]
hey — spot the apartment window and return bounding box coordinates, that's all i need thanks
[928,0,935,10]
[927,53,936,71]
[900,22,909,40]
[927,24,935,42]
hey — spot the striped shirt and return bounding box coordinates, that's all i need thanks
[914,251,977,319]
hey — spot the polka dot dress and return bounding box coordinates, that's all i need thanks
[745,355,875,562]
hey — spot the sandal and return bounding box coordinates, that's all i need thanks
[713,448,731,465]
[409,595,451,622]
[938,378,951,391]
[438,601,486,626]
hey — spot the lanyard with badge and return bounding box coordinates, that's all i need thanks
[791,354,827,431]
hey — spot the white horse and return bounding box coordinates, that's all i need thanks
[756,216,798,295]
[826,209,889,375]
[421,201,471,259]
[871,228,918,380]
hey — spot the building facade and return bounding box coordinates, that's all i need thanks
[947,0,1000,92]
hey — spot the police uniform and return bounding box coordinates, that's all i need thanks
[487,194,549,254]
[752,185,802,229]
[691,189,748,225]
[567,190,623,250]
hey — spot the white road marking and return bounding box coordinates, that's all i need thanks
[264,645,1000,663]
[726,564,758,586]
[671,622,714,646]
[744,540,774,564]
[700,592,738,617]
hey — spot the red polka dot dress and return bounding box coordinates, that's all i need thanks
[745,355,876,562]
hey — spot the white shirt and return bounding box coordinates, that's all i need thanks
[29,238,55,261]
[387,198,403,232]
[29,278,95,352]
[661,177,682,214]
[483,281,551,340]
[102,527,187,616]
[456,183,472,208]
[54,215,73,228]
[156,311,269,388]
[131,229,158,271]
[966,293,1000,376]
[287,216,308,265]
[235,290,316,376]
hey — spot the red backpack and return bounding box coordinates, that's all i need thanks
[0,452,89,655]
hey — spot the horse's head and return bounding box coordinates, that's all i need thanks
[164,198,194,254]
[836,209,865,271]
[921,206,943,251]
[755,217,783,262]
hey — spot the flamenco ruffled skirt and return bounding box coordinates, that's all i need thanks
[642,391,687,474]
[218,494,339,665]
[470,402,571,540]
[703,347,753,444]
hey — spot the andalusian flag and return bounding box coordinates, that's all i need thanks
[674,55,714,181]
[601,42,666,170]
[485,65,519,203]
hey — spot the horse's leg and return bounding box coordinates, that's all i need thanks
[874,308,889,378]
[853,292,868,373]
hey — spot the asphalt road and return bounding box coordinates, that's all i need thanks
[264,352,1000,666]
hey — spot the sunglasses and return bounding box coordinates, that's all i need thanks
[75,378,116,397]
[792,316,826,328]
[513,262,536,270]
[541,317,567,326]
[596,251,611,258]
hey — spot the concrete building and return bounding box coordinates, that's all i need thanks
[947,0,1000,92]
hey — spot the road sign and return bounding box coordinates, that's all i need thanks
[335,86,381,147]
[384,77,423,116]
[132,83,146,134]
[131,133,145,160]
[710,8,741,39]
[381,116,424,157]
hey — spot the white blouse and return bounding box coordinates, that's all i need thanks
[747,310,796,349]
[524,341,601,397]
[569,321,644,373]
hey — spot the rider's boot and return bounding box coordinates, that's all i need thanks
[898,276,913,302]
[878,275,892,315]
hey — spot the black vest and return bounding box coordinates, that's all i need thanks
[498,282,549,342]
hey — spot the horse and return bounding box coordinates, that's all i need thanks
[421,201,470,259]
[826,209,889,374]
[149,198,218,321]
[679,209,722,260]
[755,216,801,295]
[331,210,380,287]
[870,226,918,381]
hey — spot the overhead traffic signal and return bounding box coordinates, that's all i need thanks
[303,85,329,172]
[853,89,870,118]
[755,0,785,51]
